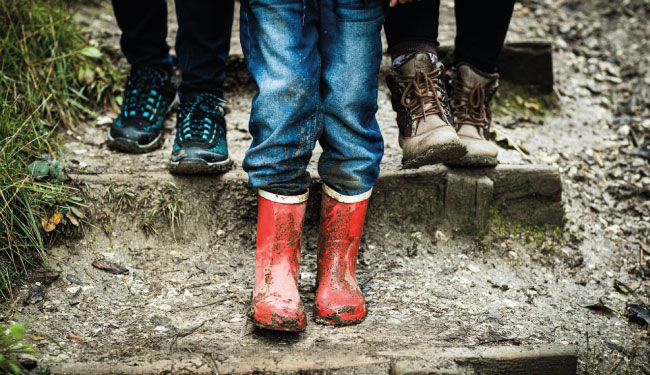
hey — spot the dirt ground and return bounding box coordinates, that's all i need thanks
[2,0,650,374]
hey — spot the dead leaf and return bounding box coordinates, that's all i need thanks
[524,101,540,111]
[41,211,63,232]
[92,259,129,275]
[66,211,79,226]
[627,304,650,326]
[614,280,631,295]
[68,332,88,343]
[580,298,619,315]
[29,335,47,341]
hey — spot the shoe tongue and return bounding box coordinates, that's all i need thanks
[457,64,495,87]
[398,52,434,76]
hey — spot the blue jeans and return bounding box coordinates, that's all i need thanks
[240,0,385,196]
[111,0,234,100]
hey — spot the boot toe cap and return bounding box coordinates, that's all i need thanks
[253,300,306,332]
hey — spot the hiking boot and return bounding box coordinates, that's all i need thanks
[108,65,177,153]
[386,53,466,169]
[446,63,500,167]
[169,93,232,174]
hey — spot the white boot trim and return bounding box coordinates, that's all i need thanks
[258,189,309,204]
[323,184,372,204]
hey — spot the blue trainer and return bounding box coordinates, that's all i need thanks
[169,93,232,174]
[108,65,177,153]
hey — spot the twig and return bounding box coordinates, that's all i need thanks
[169,320,208,352]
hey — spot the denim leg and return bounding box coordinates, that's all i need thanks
[111,0,172,67]
[318,0,385,196]
[240,0,321,196]
[175,0,235,101]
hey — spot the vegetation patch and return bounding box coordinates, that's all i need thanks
[0,0,119,298]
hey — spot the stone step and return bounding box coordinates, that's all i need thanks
[46,345,576,375]
[70,164,561,237]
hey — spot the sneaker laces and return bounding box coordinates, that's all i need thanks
[179,93,225,143]
[396,67,447,122]
[121,66,168,123]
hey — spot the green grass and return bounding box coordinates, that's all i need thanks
[0,0,119,299]
[0,323,35,375]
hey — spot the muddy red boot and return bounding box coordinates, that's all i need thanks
[252,190,308,332]
[314,185,370,326]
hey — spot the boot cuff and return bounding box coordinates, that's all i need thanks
[259,189,308,204]
[389,41,438,61]
[323,184,372,204]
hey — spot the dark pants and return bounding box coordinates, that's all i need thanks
[384,0,516,73]
[111,0,234,100]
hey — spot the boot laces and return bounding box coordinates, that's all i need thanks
[179,93,225,143]
[451,79,495,128]
[397,68,447,123]
[121,66,167,123]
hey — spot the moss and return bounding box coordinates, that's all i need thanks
[486,204,563,254]
[492,81,559,118]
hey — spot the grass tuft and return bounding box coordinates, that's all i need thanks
[0,0,119,299]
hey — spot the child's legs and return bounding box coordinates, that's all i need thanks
[111,0,171,67]
[317,0,385,196]
[175,0,235,101]
[240,0,321,196]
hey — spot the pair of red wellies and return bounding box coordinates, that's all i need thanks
[252,184,370,331]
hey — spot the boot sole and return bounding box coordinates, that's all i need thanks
[402,139,467,169]
[107,133,164,154]
[313,305,367,326]
[446,155,499,168]
[253,314,306,332]
[168,158,233,175]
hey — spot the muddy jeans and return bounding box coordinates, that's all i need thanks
[111,0,234,100]
[240,0,385,196]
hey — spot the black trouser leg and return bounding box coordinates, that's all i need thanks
[111,0,171,67]
[453,0,516,73]
[175,0,235,101]
[384,0,440,60]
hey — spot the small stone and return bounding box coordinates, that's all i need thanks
[467,264,480,273]
[435,230,448,243]
[66,286,81,295]
[617,125,630,136]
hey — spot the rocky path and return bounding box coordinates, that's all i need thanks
[3,1,650,374]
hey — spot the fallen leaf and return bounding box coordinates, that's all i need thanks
[524,101,540,111]
[68,332,88,343]
[29,335,47,341]
[66,211,79,226]
[614,279,631,295]
[41,211,63,232]
[92,259,129,275]
[627,304,650,326]
[80,46,102,59]
[580,298,618,315]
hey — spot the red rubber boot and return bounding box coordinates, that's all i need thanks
[314,185,371,326]
[252,190,308,332]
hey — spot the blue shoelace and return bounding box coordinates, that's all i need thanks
[121,67,167,123]
[179,93,226,143]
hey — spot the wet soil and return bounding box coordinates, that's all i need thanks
[3,0,650,374]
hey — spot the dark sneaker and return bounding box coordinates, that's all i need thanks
[445,63,500,167]
[107,65,177,153]
[169,93,232,174]
[386,52,466,169]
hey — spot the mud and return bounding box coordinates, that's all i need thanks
[2,0,650,374]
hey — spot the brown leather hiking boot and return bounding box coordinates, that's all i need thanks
[386,53,467,169]
[446,63,500,167]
